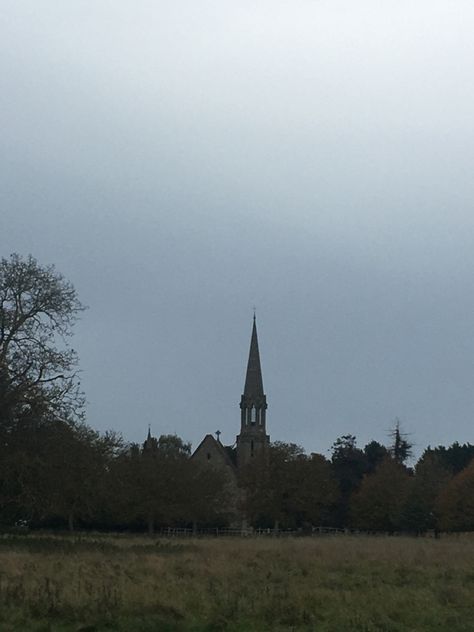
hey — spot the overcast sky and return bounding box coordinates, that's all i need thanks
[1,1,474,459]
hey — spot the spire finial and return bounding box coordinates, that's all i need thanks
[253,306,256,321]
[147,424,151,440]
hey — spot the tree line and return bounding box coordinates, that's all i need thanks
[1,254,473,533]
[241,433,474,533]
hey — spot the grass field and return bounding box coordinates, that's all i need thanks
[0,533,472,631]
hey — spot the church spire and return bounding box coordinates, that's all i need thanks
[236,316,269,468]
[243,314,264,399]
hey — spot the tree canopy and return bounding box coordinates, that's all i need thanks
[0,253,85,427]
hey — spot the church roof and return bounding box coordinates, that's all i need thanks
[192,434,237,472]
[243,316,264,398]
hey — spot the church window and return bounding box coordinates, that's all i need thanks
[251,406,256,423]
[251,440,254,457]
[207,453,211,460]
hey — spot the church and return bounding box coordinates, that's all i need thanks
[191,315,270,480]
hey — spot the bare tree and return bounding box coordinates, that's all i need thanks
[0,253,85,426]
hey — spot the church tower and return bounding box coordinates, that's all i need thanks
[236,315,270,468]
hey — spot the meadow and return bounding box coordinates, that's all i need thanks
[0,533,472,631]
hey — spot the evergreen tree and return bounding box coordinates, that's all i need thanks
[422,442,474,475]
[389,420,413,464]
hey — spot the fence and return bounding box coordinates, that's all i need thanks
[153,526,438,538]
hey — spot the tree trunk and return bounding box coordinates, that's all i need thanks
[273,519,279,535]
[68,511,74,533]
[192,520,197,536]
[147,515,154,536]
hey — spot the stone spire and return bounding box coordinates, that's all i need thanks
[236,315,269,468]
[243,315,264,399]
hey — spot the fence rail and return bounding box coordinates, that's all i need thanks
[153,526,439,538]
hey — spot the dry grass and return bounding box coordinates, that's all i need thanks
[0,533,473,630]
